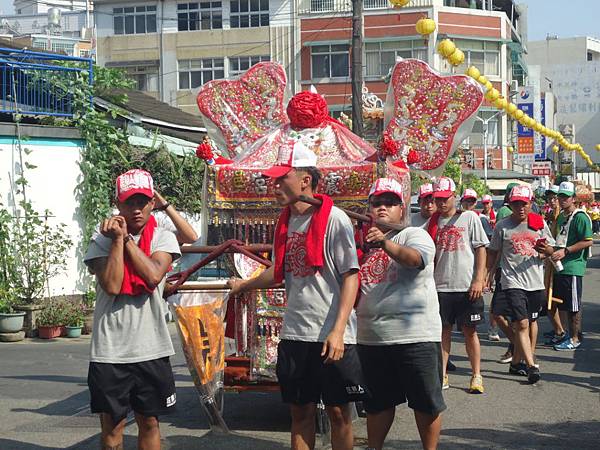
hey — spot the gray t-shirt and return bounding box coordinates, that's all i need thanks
[489,217,555,291]
[356,227,441,345]
[411,212,430,228]
[84,228,181,363]
[431,211,490,292]
[281,206,359,344]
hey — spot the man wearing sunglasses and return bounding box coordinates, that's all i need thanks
[357,178,444,450]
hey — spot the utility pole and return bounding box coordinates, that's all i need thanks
[351,0,364,137]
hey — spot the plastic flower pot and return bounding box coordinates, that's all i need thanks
[38,325,64,339]
[0,312,26,333]
[65,326,82,338]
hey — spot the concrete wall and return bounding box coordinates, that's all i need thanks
[0,124,88,297]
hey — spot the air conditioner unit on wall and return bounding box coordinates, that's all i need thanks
[510,80,519,94]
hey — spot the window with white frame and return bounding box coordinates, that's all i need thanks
[310,0,333,12]
[178,58,225,89]
[230,0,269,28]
[229,55,270,77]
[364,0,388,9]
[311,44,350,79]
[51,42,75,55]
[365,40,427,77]
[445,39,500,76]
[107,61,160,92]
[177,2,222,31]
[113,6,157,35]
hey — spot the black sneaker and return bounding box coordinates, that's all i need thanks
[446,360,457,372]
[527,366,541,384]
[509,363,527,376]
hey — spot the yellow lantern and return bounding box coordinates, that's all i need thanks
[416,18,436,37]
[447,48,465,66]
[596,144,600,151]
[552,145,559,153]
[513,109,524,120]
[485,88,500,102]
[389,0,411,7]
[466,66,480,79]
[477,75,488,85]
[437,39,456,57]
[506,103,518,114]
[526,117,536,128]
[494,97,508,110]
[533,122,543,132]
[484,81,493,91]
[507,146,514,153]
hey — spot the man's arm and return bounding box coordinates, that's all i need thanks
[485,248,499,289]
[365,227,423,268]
[155,192,198,244]
[469,245,487,300]
[322,269,359,363]
[124,242,174,289]
[227,266,276,296]
[91,217,126,295]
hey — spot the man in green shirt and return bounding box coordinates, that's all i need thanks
[551,181,593,351]
[495,182,520,223]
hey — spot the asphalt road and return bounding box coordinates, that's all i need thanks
[1,244,599,450]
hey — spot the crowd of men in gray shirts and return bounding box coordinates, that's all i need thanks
[84,141,593,450]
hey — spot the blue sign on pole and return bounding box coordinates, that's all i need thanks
[536,98,547,160]
[517,103,534,137]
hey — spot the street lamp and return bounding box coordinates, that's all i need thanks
[474,110,504,184]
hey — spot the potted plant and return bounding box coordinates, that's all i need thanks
[0,288,26,334]
[37,298,67,339]
[64,301,86,338]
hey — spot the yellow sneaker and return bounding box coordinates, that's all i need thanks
[442,374,449,390]
[469,374,484,394]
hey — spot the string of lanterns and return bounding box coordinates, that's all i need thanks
[433,27,600,173]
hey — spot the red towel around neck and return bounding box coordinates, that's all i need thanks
[527,212,544,231]
[426,212,442,244]
[119,214,157,296]
[273,194,333,283]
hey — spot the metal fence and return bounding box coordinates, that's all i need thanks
[0,48,93,118]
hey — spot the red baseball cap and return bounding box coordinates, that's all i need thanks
[433,177,456,198]
[115,169,154,202]
[482,194,492,203]
[262,140,318,178]
[509,185,533,203]
[369,178,404,203]
[418,183,434,199]
[461,188,478,201]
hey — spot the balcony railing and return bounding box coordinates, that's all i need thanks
[0,48,93,118]
[300,0,434,14]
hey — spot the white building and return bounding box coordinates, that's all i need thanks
[13,0,88,15]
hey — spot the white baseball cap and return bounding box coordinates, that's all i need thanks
[262,140,318,178]
[558,181,575,197]
[418,183,434,199]
[433,177,456,198]
[481,194,492,203]
[509,185,533,203]
[461,188,478,201]
[369,178,404,202]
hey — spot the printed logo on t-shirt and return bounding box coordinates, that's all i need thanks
[285,232,314,277]
[346,384,365,395]
[510,231,538,257]
[166,393,176,407]
[470,313,481,322]
[437,225,465,252]
[360,249,397,285]
[531,312,539,319]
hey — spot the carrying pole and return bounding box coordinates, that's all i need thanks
[351,0,364,137]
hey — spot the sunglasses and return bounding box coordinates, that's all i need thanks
[370,199,402,208]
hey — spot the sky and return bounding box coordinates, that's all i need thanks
[0,0,598,41]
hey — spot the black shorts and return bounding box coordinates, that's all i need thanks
[552,274,583,313]
[88,356,176,424]
[276,340,369,406]
[492,289,544,322]
[357,342,446,416]
[438,292,484,328]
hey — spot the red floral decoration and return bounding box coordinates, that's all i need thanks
[286,91,329,129]
[406,149,419,165]
[379,135,400,158]
[196,143,214,161]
